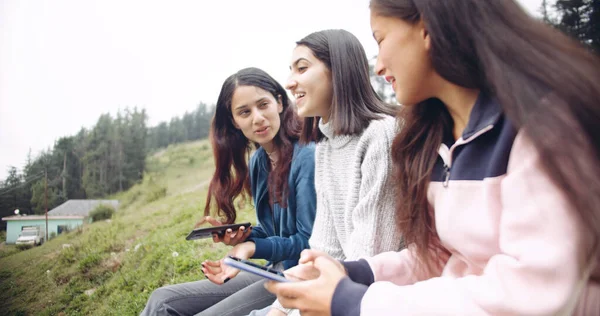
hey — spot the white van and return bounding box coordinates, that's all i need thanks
[16,226,45,246]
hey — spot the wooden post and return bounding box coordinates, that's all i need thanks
[45,169,48,242]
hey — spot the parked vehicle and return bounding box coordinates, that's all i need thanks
[15,226,45,246]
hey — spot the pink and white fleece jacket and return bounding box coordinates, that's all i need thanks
[333,94,599,316]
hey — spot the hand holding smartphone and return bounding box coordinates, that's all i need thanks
[223,256,290,283]
[185,222,252,241]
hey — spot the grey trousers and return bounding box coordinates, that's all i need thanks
[140,271,276,316]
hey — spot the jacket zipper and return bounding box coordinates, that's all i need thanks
[439,124,495,188]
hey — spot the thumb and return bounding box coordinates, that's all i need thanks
[299,249,330,264]
[313,256,344,277]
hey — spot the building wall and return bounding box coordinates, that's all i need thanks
[5,218,84,244]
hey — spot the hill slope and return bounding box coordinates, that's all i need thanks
[0,140,256,315]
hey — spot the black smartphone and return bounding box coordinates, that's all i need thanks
[223,256,289,282]
[185,222,252,241]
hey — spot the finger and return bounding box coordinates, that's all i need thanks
[299,249,331,264]
[229,226,247,244]
[313,255,345,276]
[240,226,252,240]
[203,259,221,267]
[204,265,222,275]
[202,260,222,272]
[284,264,320,281]
[229,229,239,240]
[223,229,233,245]
[266,279,310,300]
[264,280,277,293]
[201,265,222,284]
[205,271,224,285]
[277,295,299,310]
[202,264,222,275]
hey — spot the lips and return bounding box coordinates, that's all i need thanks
[293,92,306,106]
[255,126,270,135]
[385,76,396,91]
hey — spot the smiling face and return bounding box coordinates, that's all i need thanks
[370,12,436,106]
[286,45,333,121]
[231,85,283,151]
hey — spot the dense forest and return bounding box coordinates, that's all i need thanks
[0,104,213,229]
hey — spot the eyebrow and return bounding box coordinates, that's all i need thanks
[254,97,268,104]
[233,97,269,111]
[289,57,310,70]
[233,104,248,111]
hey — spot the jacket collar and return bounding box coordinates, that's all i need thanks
[461,92,503,140]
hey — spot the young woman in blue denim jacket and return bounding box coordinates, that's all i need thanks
[141,67,317,316]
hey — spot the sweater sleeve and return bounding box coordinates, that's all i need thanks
[333,132,595,316]
[251,145,317,263]
[344,119,404,260]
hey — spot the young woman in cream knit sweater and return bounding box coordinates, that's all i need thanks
[249,29,405,316]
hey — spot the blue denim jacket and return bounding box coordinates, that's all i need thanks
[247,141,316,269]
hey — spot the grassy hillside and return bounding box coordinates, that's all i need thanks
[0,140,256,315]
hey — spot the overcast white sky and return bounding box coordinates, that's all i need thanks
[0,0,543,180]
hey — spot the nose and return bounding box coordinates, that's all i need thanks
[252,109,265,125]
[374,55,385,76]
[285,74,297,91]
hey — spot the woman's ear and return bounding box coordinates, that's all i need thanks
[277,95,284,113]
[419,19,431,51]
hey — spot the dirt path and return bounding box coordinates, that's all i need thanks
[178,179,211,195]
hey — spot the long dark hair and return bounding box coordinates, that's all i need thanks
[296,29,397,142]
[204,67,302,224]
[371,0,600,273]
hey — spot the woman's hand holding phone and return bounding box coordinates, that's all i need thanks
[202,241,256,285]
[264,250,347,314]
[195,216,252,246]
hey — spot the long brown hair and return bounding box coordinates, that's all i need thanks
[204,67,302,224]
[371,0,600,272]
[296,29,397,143]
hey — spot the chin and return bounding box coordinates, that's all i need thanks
[297,109,309,118]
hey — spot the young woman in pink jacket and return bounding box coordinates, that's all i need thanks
[265,0,600,315]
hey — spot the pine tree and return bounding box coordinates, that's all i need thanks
[552,0,600,52]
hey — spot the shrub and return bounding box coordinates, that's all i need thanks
[89,204,115,223]
[79,253,102,273]
[16,244,32,251]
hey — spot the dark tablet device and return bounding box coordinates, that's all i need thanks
[223,256,289,283]
[185,222,252,241]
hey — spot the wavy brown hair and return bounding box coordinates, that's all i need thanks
[296,29,397,143]
[204,67,302,224]
[371,0,600,273]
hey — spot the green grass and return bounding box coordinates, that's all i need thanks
[0,140,257,315]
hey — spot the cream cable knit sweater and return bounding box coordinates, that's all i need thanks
[310,115,404,260]
[268,115,404,316]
